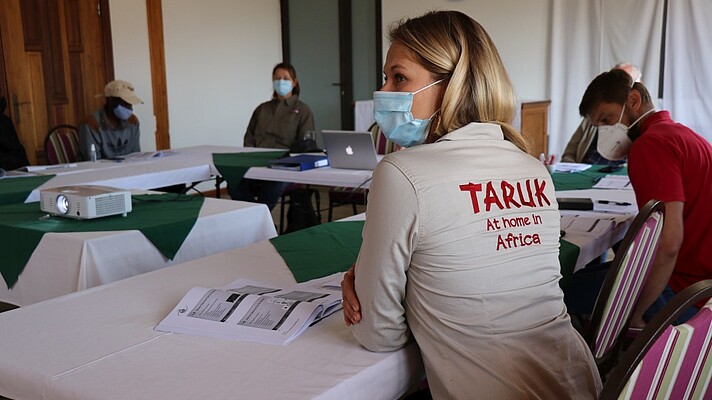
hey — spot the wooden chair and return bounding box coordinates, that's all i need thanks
[584,199,665,375]
[327,123,399,221]
[44,124,80,164]
[600,280,712,399]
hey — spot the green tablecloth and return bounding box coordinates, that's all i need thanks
[212,151,288,187]
[552,165,628,191]
[558,239,581,290]
[270,221,364,282]
[270,220,581,288]
[0,193,205,288]
[0,175,55,205]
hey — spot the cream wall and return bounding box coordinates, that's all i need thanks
[381,0,551,103]
[109,0,282,150]
[109,1,550,150]
[109,0,156,152]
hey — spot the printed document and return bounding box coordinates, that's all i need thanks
[155,273,344,345]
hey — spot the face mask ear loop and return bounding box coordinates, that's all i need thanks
[616,104,626,125]
[412,78,445,95]
[629,108,655,129]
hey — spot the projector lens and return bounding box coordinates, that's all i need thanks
[56,195,69,214]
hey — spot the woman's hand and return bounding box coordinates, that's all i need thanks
[341,265,362,325]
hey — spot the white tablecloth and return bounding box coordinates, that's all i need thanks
[0,239,424,400]
[25,145,269,202]
[245,165,375,189]
[0,198,277,306]
[556,188,637,272]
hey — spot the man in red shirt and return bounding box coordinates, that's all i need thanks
[579,69,712,327]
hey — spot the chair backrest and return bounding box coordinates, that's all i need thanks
[600,280,712,400]
[587,200,665,362]
[45,124,79,164]
[369,123,400,155]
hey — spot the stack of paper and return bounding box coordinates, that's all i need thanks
[560,215,615,236]
[155,273,344,345]
[593,175,632,190]
[552,162,592,173]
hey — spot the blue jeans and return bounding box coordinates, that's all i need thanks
[564,265,700,324]
[228,178,291,210]
[642,285,700,324]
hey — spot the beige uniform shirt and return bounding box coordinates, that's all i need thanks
[352,123,601,399]
[562,118,597,163]
[243,95,315,149]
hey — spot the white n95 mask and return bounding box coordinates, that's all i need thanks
[597,106,653,161]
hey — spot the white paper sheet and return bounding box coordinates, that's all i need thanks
[593,175,633,190]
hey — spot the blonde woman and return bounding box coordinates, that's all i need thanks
[341,11,601,399]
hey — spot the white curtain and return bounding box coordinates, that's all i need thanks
[662,0,712,141]
[549,0,664,156]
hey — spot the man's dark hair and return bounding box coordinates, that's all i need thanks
[579,69,652,117]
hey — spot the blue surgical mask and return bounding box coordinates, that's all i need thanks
[373,79,444,147]
[273,79,293,97]
[113,104,133,121]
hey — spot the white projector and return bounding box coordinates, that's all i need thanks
[40,185,132,219]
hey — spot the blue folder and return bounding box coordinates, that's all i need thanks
[269,154,329,171]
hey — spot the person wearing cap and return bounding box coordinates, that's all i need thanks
[78,80,143,161]
[561,62,642,166]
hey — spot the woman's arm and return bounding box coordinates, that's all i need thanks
[296,102,315,142]
[350,159,419,352]
[243,106,261,147]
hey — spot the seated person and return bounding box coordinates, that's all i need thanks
[230,62,315,210]
[0,95,30,170]
[78,80,143,161]
[341,11,601,399]
[561,62,641,166]
[578,69,712,327]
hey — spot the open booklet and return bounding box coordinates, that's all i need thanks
[155,272,344,346]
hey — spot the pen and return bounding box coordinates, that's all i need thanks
[597,200,631,206]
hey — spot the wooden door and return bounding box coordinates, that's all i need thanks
[0,0,113,165]
[520,100,551,158]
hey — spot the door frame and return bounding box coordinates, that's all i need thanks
[280,0,381,130]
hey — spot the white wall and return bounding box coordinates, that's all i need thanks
[109,0,282,150]
[381,0,551,102]
[109,1,549,150]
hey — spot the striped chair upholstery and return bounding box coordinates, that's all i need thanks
[586,200,665,372]
[600,280,712,400]
[327,123,399,221]
[44,124,80,164]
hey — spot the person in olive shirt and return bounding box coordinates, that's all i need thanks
[231,62,315,209]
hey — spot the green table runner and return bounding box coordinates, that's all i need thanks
[270,220,581,289]
[212,151,288,187]
[270,221,364,282]
[0,175,55,206]
[552,165,628,191]
[0,193,205,288]
[558,239,581,290]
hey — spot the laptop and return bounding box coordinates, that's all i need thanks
[322,130,380,170]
